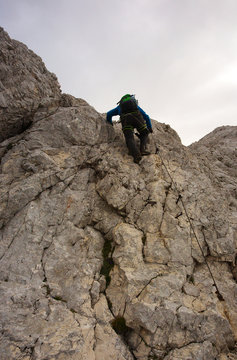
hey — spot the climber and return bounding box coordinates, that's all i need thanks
[106,94,153,163]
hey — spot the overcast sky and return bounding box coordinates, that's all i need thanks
[1,0,237,145]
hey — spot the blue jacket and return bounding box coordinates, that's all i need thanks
[106,105,152,130]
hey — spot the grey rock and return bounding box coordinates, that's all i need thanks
[0,27,61,142]
[0,29,237,360]
[164,341,216,360]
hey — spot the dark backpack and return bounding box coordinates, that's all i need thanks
[117,94,138,114]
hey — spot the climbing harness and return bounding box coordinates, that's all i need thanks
[155,146,224,301]
[122,125,134,132]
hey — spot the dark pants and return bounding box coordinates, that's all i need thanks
[121,111,149,161]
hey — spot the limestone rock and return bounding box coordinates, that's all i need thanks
[0,27,61,142]
[164,341,216,360]
[190,125,237,233]
[0,29,237,360]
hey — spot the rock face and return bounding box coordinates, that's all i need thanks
[0,27,61,142]
[0,29,237,360]
[190,126,237,211]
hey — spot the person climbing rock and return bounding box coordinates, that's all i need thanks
[106,94,153,163]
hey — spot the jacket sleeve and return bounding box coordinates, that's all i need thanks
[106,106,120,124]
[138,106,152,129]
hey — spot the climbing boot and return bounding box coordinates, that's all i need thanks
[134,155,142,164]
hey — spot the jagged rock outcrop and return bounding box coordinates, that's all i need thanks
[190,126,237,209]
[0,29,237,360]
[0,27,61,142]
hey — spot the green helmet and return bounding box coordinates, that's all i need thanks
[117,94,138,105]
